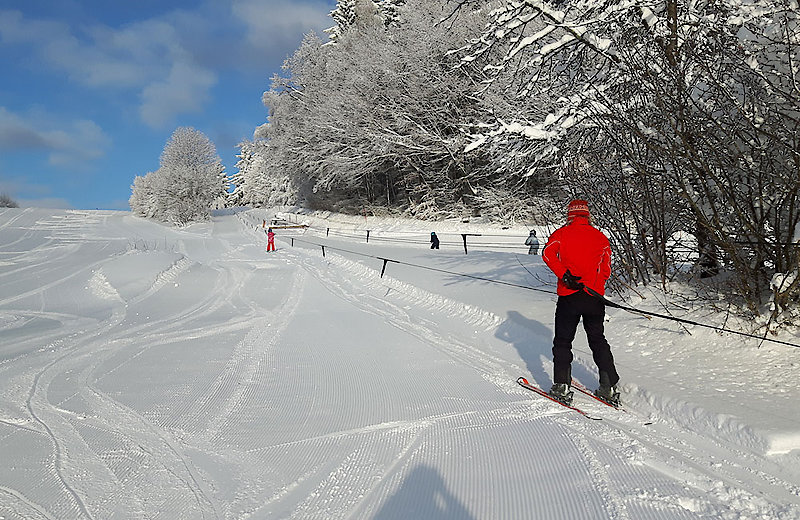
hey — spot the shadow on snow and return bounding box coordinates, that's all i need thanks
[373,464,475,520]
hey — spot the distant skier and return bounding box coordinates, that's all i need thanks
[525,229,540,255]
[266,227,276,252]
[542,199,620,407]
[430,232,440,249]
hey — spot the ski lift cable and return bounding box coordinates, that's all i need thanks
[277,234,800,351]
[582,286,800,349]
[286,235,559,295]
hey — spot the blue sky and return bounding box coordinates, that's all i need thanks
[0,0,336,209]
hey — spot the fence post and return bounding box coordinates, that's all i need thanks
[461,233,482,254]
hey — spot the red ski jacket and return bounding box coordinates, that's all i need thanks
[542,217,612,296]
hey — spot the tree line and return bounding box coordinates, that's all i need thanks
[133,0,800,325]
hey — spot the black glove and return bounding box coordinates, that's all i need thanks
[561,270,584,291]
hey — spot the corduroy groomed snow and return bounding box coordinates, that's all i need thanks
[567,199,590,219]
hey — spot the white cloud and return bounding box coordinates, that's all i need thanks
[140,62,216,128]
[0,9,218,129]
[0,107,111,166]
[0,2,334,129]
[47,119,110,165]
[0,10,184,89]
[78,20,186,88]
[232,0,333,49]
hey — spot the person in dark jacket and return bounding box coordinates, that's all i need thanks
[525,229,540,255]
[541,199,620,407]
[430,232,440,249]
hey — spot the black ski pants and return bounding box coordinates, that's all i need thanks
[552,291,619,386]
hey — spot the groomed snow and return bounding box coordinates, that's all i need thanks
[0,207,799,519]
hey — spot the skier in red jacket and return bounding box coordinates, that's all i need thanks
[542,199,620,406]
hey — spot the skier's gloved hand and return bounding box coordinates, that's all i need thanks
[561,270,584,291]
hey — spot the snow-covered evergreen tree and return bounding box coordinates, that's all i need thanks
[328,0,357,32]
[326,0,405,42]
[378,0,406,27]
[326,0,381,42]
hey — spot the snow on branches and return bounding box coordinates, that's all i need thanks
[237,0,550,221]
[326,0,406,43]
[130,127,228,225]
[460,0,800,312]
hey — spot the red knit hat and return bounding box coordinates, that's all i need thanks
[567,199,590,219]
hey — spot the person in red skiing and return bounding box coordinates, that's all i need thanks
[266,227,276,252]
[542,199,620,406]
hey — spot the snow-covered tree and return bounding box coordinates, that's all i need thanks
[229,139,297,208]
[378,0,406,27]
[326,0,409,43]
[129,173,159,219]
[130,127,229,225]
[328,0,358,36]
[161,126,229,210]
[241,0,544,219]
[461,0,800,313]
[326,0,382,42]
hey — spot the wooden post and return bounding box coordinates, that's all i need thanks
[461,233,482,254]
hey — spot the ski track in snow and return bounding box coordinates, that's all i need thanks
[258,223,800,519]
[272,216,800,519]
[295,251,509,384]
[0,208,799,519]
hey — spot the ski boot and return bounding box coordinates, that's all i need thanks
[549,383,574,406]
[594,372,621,407]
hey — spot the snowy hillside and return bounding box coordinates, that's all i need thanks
[1,207,799,519]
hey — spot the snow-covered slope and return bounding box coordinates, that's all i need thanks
[0,207,798,519]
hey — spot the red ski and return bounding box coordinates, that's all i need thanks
[571,379,622,409]
[516,377,601,420]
